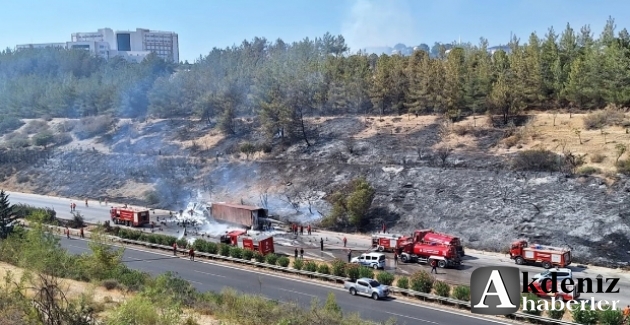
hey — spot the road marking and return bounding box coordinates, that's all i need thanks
[278,288,318,298]
[193,270,226,278]
[66,238,511,324]
[385,312,439,324]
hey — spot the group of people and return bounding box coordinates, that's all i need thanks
[172,242,195,261]
[291,223,312,236]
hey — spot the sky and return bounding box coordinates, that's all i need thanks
[1,0,629,62]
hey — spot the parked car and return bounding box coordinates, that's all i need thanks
[531,268,573,282]
[343,277,390,300]
[350,252,386,269]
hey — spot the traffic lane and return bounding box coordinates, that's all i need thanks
[59,238,508,325]
[8,191,111,222]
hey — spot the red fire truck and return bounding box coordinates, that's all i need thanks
[413,229,465,258]
[510,240,572,269]
[220,230,275,255]
[371,234,411,252]
[399,242,462,268]
[110,206,150,227]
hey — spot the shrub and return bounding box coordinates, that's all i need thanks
[176,238,188,249]
[452,285,470,301]
[598,308,624,325]
[511,149,563,172]
[192,239,207,252]
[317,263,330,274]
[229,247,243,259]
[277,256,290,267]
[265,253,278,265]
[74,116,113,140]
[292,258,304,270]
[358,266,374,279]
[253,252,265,263]
[345,263,360,280]
[591,153,606,163]
[572,307,599,324]
[304,261,318,272]
[206,242,218,254]
[546,302,565,320]
[410,270,434,293]
[616,159,630,175]
[54,132,73,146]
[521,293,542,315]
[577,166,600,175]
[101,279,120,290]
[241,249,254,261]
[376,272,395,285]
[583,108,626,130]
[32,130,55,147]
[397,277,409,289]
[331,259,345,276]
[219,244,231,256]
[434,280,451,297]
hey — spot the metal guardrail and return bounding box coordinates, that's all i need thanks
[116,237,579,325]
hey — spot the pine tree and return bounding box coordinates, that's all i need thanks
[0,190,16,239]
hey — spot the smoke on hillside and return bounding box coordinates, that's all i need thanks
[341,0,416,52]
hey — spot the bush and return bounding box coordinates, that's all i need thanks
[598,308,624,325]
[192,239,207,252]
[410,270,434,293]
[583,109,626,130]
[277,256,290,267]
[577,166,600,175]
[304,261,318,272]
[397,277,409,289]
[219,244,231,256]
[101,279,120,290]
[292,258,304,270]
[317,263,330,274]
[229,247,243,259]
[176,238,188,249]
[331,259,345,276]
[206,242,218,254]
[616,159,630,175]
[32,130,55,147]
[358,266,374,279]
[376,272,395,285]
[452,285,470,301]
[242,249,254,261]
[345,263,360,280]
[54,132,73,146]
[591,153,606,163]
[572,307,599,324]
[434,280,451,297]
[253,252,265,263]
[74,116,113,140]
[521,293,542,315]
[265,253,278,265]
[546,302,565,320]
[511,149,564,172]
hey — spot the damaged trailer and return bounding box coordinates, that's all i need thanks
[209,202,268,230]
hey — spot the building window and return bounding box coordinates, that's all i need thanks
[116,33,131,51]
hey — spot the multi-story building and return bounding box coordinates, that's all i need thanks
[16,27,179,63]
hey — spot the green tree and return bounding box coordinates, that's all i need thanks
[0,190,16,239]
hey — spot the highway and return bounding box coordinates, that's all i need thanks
[9,190,630,308]
[60,237,509,325]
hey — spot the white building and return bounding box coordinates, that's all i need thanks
[16,27,179,63]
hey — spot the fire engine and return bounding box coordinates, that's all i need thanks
[399,242,462,268]
[510,240,572,269]
[220,230,274,255]
[110,206,150,227]
[371,234,411,252]
[412,229,465,258]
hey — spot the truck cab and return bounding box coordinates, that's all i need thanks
[351,253,386,270]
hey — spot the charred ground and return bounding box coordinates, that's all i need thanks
[2,112,630,267]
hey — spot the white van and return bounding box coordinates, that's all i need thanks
[351,252,386,270]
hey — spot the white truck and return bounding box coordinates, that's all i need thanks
[343,277,390,300]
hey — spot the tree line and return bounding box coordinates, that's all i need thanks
[1,17,629,139]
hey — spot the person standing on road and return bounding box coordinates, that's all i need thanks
[300,225,304,235]
[80,227,84,238]
[394,253,398,267]
[347,249,352,263]
[343,236,347,247]
[66,226,70,239]
[307,224,311,235]
[300,248,304,259]
[294,248,298,259]
[430,259,437,274]
[320,238,324,251]
[189,248,195,261]
[173,242,177,256]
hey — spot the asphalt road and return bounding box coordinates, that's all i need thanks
[9,190,630,307]
[59,237,509,325]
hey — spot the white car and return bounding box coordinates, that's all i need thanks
[531,268,573,282]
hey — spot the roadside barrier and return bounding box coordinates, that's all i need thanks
[36,223,577,325]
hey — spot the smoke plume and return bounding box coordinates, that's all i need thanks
[341,0,416,52]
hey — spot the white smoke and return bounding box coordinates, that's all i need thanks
[341,0,416,52]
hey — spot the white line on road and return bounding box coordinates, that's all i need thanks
[278,288,317,298]
[385,312,440,324]
[193,270,226,278]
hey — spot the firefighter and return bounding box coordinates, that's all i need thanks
[173,242,177,256]
[80,227,84,238]
[307,224,311,235]
[294,248,298,259]
[299,248,304,259]
[347,249,352,263]
[394,253,398,266]
[320,238,324,251]
[66,226,70,239]
[623,305,630,319]
[300,225,304,235]
[343,236,347,247]
[430,259,437,274]
[189,248,195,261]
